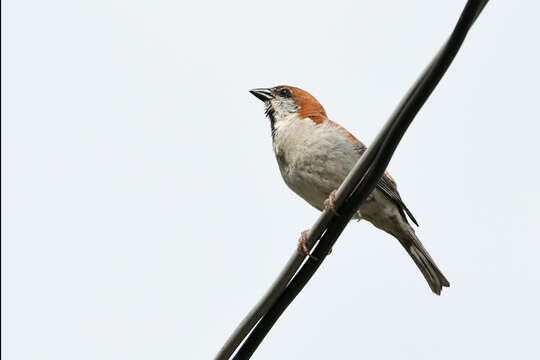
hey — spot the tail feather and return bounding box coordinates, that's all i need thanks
[400,232,450,295]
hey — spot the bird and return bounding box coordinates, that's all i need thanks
[250,85,450,295]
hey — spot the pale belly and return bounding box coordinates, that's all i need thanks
[276,147,354,211]
[276,150,408,237]
[272,117,410,237]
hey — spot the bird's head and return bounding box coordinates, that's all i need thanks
[250,86,328,132]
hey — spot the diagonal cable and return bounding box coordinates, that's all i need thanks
[216,1,489,359]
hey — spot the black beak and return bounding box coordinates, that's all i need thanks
[249,88,274,102]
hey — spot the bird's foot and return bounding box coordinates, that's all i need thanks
[298,230,318,260]
[355,210,363,222]
[324,189,340,215]
[297,230,333,260]
[298,230,317,259]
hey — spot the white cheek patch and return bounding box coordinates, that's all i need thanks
[271,97,299,117]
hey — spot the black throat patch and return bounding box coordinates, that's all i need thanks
[264,104,276,140]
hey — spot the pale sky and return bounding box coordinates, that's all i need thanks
[3,1,540,359]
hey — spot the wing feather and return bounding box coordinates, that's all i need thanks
[377,173,419,226]
[334,124,419,226]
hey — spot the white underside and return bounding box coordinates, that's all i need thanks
[272,115,411,237]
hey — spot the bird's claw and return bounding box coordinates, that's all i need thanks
[297,230,334,260]
[298,230,319,260]
[324,189,340,215]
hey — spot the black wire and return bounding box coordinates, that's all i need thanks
[231,1,489,358]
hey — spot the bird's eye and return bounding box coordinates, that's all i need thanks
[279,88,291,97]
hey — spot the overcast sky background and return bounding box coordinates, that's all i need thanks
[3,1,540,359]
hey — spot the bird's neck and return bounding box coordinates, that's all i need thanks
[272,114,319,158]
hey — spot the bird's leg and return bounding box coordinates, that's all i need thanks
[355,210,363,222]
[324,189,340,215]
